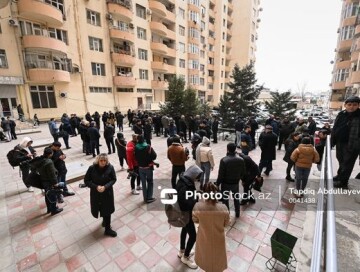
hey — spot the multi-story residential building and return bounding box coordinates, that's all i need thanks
[330,0,360,110]
[0,0,260,120]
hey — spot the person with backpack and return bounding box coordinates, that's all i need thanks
[114,132,127,171]
[192,182,230,272]
[13,137,37,192]
[30,147,63,215]
[195,137,215,191]
[1,117,11,142]
[134,135,157,203]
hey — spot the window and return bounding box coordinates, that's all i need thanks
[188,74,199,85]
[200,64,205,71]
[138,49,148,60]
[137,88,152,93]
[30,85,57,109]
[200,78,205,86]
[86,9,101,26]
[189,27,199,39]
[201,6,206,16]
[253,8,257,17]
[45,0,64,14]
[222,45,225,52]
[48,28,68,44]
[222,58,224,65]
[223,5,226,13]
[179,8,185,19]
[0,49,8,68]
[188,44,199,54]
[223,32,226,40]
[208,83,213,89]
[335,69,349,82]
[89,36,103,52]
[179,25,185,36]
[342,3,359,19]
[136,4,146,19]
[137,27,147,40]
[221,71,224,77]
[178,42,185,53]
[115,20,129,31]
[252,22,256,30]
[139,69,148,80]
[89,87,112,93]
[189,11,199,24]
[117,88,134,92]
[201,21,205,31]
[91,62,105,76]
[188,0,200,6]
[340,26,354,40]
[179,59,186,68]
[0,23,2,34]
[188,60,199,69]
[200,36,205,44]
[251,34,255,42]
[223,19,226,27]
[200,50,205,58]
[221,83,223,89]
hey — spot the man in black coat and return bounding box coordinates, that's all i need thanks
[238,152,260,205]
[258,125,278,175]
[50,142,75,198]
[88,121,101,157]
[216,143,245,218]
[331,96,360,188]
[248,116,259,149]
[179,115,188,143]
[8,117,17,140]
[278,118,293,150]
[307,117,317,136]
[211,116,219,144]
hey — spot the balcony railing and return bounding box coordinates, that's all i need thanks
[24,59,72,72]
[107,0,132,10]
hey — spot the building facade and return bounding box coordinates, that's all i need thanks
[330,0,360,110]
[0,0,260,120]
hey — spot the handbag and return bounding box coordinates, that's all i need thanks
[251,176,263,192]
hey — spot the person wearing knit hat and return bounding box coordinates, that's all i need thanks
[195,137,215,190]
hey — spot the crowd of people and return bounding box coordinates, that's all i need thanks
[4,95,360,271]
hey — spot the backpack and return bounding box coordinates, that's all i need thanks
[7,147,21,167]
[165,194,190,228]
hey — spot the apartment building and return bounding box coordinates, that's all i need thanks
[330,0,360,110]
[0,0,260,120]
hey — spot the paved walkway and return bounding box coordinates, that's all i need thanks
[0,124,358,271]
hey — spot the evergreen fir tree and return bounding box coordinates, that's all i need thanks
[227,62,263,119]
[183,88,200,117]
[218,92,235,127]
[198,102,211,117]
[160,76,185,116]
[265,91,297,119]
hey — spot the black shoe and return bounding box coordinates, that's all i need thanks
[356,173,360,179]
[108,152,111,155]
[235,212,240,218]
[93,154,96,158]
[286,176,295,182]
[248,196,256,204]
[66,147,71,149]
[264,171,270,176]
[240,199,249,206]
[104,228,117,237]
[63,191,75,197]
[146,198,156,203]
[333,175,339,182]
[333,181,348,189]
[51,208,63,216]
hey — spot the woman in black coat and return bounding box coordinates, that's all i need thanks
[84,154,117,237]
[283,132,301,182]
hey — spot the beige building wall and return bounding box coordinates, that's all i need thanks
[0,0,257,120]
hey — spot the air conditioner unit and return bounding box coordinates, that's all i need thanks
[146,9,152,15]
[72,66,80,73]
[106,13,113,20]
[60,92,67,98]
[129,23,134,29]
[8,18,19,27]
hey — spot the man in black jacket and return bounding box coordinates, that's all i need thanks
[216,143,245,218]
[179,115,188,143]
[212,116,219,144]
[88,121,101,157]
[278,118,293,150]
[238,153,260,205]
[307,117,317,136]
[50,142,75,198]
[331,96,360,188]
[176,165,202,269]
[258,125,278,175]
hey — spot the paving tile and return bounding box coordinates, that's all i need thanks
[256,212,273,224]
[0,245,15,270]
[106,240,128,259]
[241,235,262,252]
[99,262,122,272]
[40,253,61,272]
[17,252,38,271]
[247,227,266,241]
[130,240,150,257]
[90,251,111,271]
[34,236,54,251]
[234,244,256,263]
[258,243,272,259]
[37,244,59,262]
[252,253,269,270]
[226,228,245,243]
[123,261,148,272]
[139,249,162,269]
[61,243,82,260]
[144,231,162,247]
[114,250,136,270]
[65,252,88,271]
[228,255,250,272]
[122,232,138,247]
[83,242,105,259]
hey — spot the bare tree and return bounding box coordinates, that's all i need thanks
[296,82,307,102]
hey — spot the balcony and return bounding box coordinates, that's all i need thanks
[208,51,214,58]
[28,69,70,83]
[166,29,176,40]
[208,64,214,70]
[332,81,346,90]
[351,70,360,84]
[208,76,214,83]
[188,3,200,13]
[166,47,176,58]
[151,80,168,90]
[107,2,133,21]
[226,41,232,49]
[151,42,168,55]
[164,9,176,23]
[351,51,359,62]
[188,69,199,75]
[18,0,63,26]
[228,2,233,12]
[329,101,343,110]
[149,1,167,18]
[335,60,351,70]
[188,52,200,60]
[22,35,67,54]
[111,52,135,66]
[109,28,135,42]
[113,75,136,87]
[208,36,215,45]
[227,16,233,25]
[151,61,176,74]
[355,25,360,37]
[338,39,352,52]
[150,22,167,37]
[225,66,231,72]
[188,20,200,30]
[342,16,356,27]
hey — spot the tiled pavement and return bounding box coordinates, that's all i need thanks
[0,124,317,271]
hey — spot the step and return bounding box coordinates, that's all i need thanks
[66,161,92,183]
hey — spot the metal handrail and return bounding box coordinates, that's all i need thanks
[310,137,337,272]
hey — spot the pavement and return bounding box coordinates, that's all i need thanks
[0,123,359,272]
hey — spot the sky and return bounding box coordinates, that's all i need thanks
[255,0,343,93]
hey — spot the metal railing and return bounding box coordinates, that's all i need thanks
[310,137,338,272]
